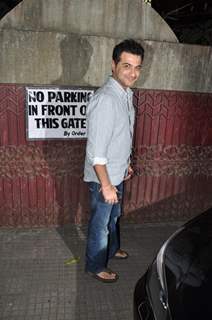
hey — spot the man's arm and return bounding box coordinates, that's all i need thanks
[94,164,118,204]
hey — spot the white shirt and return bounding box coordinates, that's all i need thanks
[84,76,135,186]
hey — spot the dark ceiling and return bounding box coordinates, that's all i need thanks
[0,0,22,19]
[152,0,212,45]
[1,0,212,45]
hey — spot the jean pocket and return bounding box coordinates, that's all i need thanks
[117,191,122,202]
[88,182,101,193]
[88,186,95,193]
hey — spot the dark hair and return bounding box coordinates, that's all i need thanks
[112,39,144,64]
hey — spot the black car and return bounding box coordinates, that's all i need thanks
[134,208,212,320]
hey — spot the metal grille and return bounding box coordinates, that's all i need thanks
[1,85,212,226]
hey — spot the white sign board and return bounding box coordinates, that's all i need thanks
[26,87,94,139]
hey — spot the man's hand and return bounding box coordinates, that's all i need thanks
[101,184,118,204]
[94,164,119,204]
[124,165,134,181]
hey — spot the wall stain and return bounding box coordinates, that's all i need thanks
[53,35,93,86]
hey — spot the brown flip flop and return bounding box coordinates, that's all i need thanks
[114,249,129,259]
[87,268,119,283]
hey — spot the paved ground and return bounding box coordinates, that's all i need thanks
[0,221,182,320]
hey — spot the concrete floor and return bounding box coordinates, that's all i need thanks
[0,221,181,320]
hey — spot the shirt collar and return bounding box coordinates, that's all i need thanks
[107,76,133,99]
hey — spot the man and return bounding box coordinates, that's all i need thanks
[84,39,144,282]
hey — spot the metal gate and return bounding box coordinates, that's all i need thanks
[1,85,212,226]
[123,90,212,222]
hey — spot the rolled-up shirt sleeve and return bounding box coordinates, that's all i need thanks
[86,93,115,166]
[93,157,108,165]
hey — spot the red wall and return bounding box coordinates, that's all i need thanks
[1,84,212,226]
[124,90,212,222]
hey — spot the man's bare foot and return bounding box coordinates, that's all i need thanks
[97,270,117,280]
[87,269,119,283]
[114,249,129,259]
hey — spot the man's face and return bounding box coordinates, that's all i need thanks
[112,52,142,89]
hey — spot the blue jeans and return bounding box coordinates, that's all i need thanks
[85,181,123,273]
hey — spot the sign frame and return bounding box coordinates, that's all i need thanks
[25,86,94,140]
